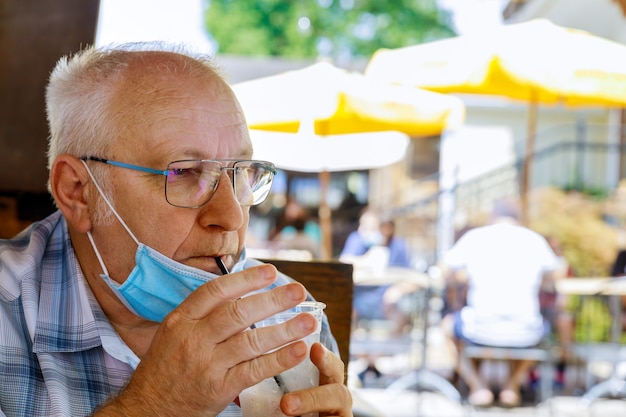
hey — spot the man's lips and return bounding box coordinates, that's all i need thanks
[181,255,231,274]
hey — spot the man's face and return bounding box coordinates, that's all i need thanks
[90,58,253,280]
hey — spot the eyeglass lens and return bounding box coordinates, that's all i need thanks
[164,160,274,208]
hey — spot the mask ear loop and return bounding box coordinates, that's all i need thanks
[86,230,111,278]
[81,159,140,246]
[82,159,142,282]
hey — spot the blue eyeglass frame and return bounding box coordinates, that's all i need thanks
[80,156,277,176]
[80,156,277,207]
[81,156,170,176]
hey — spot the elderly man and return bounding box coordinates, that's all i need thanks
[0,43,352,417]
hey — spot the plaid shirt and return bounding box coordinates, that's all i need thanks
[0,211,337,417]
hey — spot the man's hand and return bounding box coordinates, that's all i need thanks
[281,344,353,417]
[96,264,318,417]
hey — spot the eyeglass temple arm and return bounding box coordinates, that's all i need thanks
[81,156,168,176]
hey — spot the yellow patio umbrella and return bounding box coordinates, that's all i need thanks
[234,61,464,136]
[366,18,626,223]
[232,61,465,259]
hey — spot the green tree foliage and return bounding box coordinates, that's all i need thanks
[204,0,455,59]
[530,187,617,277]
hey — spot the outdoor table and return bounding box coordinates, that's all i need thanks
[351,265,461,403]
[352,265,431,287]
[555,277,626,405]
[350,265,430,358]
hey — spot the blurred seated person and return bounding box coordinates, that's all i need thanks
[339,209,413,333]
[380,220,419,334]
[273,201,321,260]
[340,210,415,386]
[439,200,564,407]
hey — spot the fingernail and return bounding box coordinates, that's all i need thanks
[259,264,277,281]
[287,283,304,301]
[289,341,307,357]
[283,394,301,414]
[299,314,316,332]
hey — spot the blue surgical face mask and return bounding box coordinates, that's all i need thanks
[82,161,246,322]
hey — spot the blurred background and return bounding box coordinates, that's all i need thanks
[5,1,626,414]
[4,0,626,278]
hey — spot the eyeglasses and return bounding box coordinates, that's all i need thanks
[81,156,276,208]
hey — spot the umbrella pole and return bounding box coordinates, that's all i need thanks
[617,108,626,179]
[521,100,538,226]
[318,170,332,260]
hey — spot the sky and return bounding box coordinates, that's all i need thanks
[437,0,504,34]
[95,0,217,53]
[95,0,505,53]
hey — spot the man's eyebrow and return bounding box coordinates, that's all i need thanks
[161,143,254,161]
[238,145,254,159]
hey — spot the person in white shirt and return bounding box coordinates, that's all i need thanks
[440,200,564,407]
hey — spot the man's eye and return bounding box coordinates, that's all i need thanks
[172,167,201,176]
[168,168,201,182]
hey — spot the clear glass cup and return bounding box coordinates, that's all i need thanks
[240,301,326,417]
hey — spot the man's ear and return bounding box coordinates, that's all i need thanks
[50,155,93,233]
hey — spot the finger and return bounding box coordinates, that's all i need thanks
[310,343,346,385]
[199,282,307,342]
[230,339,309,389]
[280,383,353,417]
[280,345,352,417]
[215,311,318,369]
[173,264,278,320]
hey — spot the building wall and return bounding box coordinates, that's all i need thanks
[368,94,618,265]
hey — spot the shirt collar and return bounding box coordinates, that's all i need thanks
[32,214,138,366]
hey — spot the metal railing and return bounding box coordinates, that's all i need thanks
[387,122,626,265]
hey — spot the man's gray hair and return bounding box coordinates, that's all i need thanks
[45,42,222,223]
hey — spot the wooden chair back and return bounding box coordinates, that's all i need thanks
[260,258,354,382]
